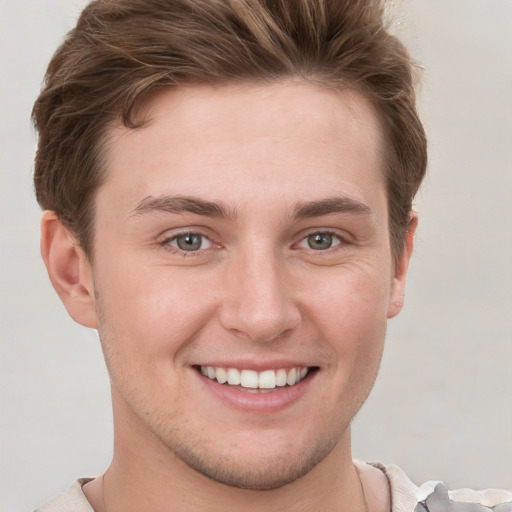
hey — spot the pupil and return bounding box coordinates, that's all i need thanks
[177,234,201,251]
[308,233,332,250]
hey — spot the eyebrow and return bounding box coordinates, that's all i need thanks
[292,197,372,219]
[130,194,372,221]
[131,195,236,220]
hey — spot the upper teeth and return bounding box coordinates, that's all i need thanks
[200,366,309,389]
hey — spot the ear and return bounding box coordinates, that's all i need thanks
[387,212,418,319]
[40,211,98,328]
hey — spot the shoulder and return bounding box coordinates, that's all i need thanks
[415,481,512,512]
[34,478,94,512]
[371,463,512,512]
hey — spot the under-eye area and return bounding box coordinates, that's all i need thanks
[196,366,319,393]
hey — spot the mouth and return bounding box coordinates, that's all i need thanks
[197,365,317,393]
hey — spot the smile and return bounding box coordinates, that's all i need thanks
[199,366,310,391]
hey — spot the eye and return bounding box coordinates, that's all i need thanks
[298,232,342,251]
[167,233,213,252]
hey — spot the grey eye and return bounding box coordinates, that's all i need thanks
[173,233,209,251]
[306,233,334,250]
[298,232,342,251]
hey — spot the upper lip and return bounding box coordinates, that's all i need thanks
[193,359,316,372]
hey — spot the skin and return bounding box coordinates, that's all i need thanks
[41,82,415,512]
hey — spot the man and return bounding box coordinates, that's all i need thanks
[32,0,511,511]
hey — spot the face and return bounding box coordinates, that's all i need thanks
[81,83,411,489]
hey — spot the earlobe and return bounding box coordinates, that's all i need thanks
[387,212,418,319]
[40,211,98,328]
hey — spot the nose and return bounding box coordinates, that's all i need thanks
[218,247,301,343]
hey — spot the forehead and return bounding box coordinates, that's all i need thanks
[101,82,387,215]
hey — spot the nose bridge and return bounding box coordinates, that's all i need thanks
[219,243,300,342]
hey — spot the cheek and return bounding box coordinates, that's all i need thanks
[93,262,219,363]
[309,265,391,332]
[306,267,390,374]
[296,271,389,431]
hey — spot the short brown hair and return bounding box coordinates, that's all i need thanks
[33,0,427,258]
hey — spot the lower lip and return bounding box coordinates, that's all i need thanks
[196,370,316,413]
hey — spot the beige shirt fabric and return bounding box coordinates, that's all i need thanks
[35,463,512,512]
[36,478,94,512]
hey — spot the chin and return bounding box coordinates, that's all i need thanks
[164,429,342,490]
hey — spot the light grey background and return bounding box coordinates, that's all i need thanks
[1,1,511,510]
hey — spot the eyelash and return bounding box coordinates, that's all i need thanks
[160,231,216,256]
[160,229,347,256]
[295,230,346,252]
